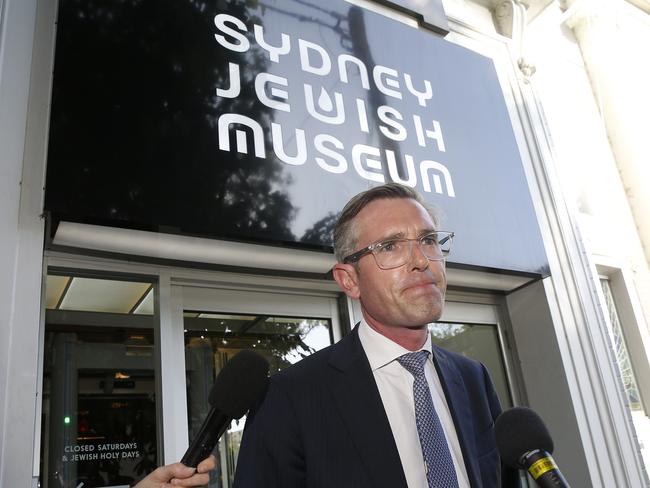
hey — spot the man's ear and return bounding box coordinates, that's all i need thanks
[332,263,361,299]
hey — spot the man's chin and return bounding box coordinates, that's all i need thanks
[401,307,443,328]
[404,323,429,330]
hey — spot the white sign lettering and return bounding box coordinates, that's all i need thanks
[213,14,454,197]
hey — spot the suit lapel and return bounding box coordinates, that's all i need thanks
[432,345,482,488]
[326,326,408,488]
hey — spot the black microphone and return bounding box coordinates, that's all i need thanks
[181,349,269,467]
[495,407,571,487]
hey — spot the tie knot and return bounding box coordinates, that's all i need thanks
[397,350,429,377]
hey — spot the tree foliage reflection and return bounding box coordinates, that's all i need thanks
[46,0,296,242]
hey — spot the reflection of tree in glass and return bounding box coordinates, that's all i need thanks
[301,212,338,248]
[258,320,322,372]
[429,322,468,340]
[47,0,296,242]
[251,319,326,372]
[186,316,328,374]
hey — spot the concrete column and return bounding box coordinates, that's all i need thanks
[0,0,46,487]
[565,0,650,328]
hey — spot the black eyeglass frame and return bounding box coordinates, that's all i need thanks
[342,231,455,269]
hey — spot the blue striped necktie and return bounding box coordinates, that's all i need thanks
[398,351,459,488]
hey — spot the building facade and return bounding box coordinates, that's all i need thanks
[1,0,649,486]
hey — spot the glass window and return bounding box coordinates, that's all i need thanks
[40,273,157,488]
[429,322,512,408]
[183,312,333,488]
[600,278,649,470]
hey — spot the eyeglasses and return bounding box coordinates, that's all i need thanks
[343,231,454,270]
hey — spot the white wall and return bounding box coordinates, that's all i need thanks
[527,1,650,330]
[568,0,650,268]
[0,0,47,486]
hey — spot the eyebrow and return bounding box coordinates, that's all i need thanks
[376,229,436,242]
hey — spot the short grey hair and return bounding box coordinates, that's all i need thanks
[333,183,440,263]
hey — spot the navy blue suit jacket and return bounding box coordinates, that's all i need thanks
[234,325,519,487]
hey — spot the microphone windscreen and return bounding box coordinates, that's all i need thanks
[495,406,554,468]
[209,349,270,418]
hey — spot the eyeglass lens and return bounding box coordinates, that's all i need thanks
[374,233,452,269]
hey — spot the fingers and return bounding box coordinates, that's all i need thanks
[167,455,214,486]
[196,454,217,473]
[131,464,189,488]
[137,456,214,488]
[168,472,211,486]
[154,462,196,481]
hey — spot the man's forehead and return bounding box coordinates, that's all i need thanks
[357,196,424,212]
[353,197,435,241]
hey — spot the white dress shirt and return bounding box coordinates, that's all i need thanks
[358,319,471,488]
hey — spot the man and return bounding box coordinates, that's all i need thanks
[234,183,519,487]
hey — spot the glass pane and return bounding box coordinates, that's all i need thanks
[600,280,642,409]
[184,312,333,488]
[40,274,157,488]
[600,279,649,471]
[429,322,512,408]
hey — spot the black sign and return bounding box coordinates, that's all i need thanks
[45,0,548,275]
[385,0,449,35]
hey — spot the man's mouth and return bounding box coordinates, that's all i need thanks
[403,280,437,292]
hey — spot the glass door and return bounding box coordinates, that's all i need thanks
[345,293,519,409]
[438,297,518,409]
[174,284,341,488]
[39,271,158,488]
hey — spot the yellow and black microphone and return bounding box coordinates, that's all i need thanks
[495,407,571,488]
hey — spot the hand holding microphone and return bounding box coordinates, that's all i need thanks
[181,349,270,467]
[495,407,571,488]
[132,456,216,488]
[134,350,268,487]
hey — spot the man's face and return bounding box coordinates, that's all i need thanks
[335,197,447,331]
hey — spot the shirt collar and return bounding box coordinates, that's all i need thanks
[358,317,433,371]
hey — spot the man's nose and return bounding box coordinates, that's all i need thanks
[410,242,429,270]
